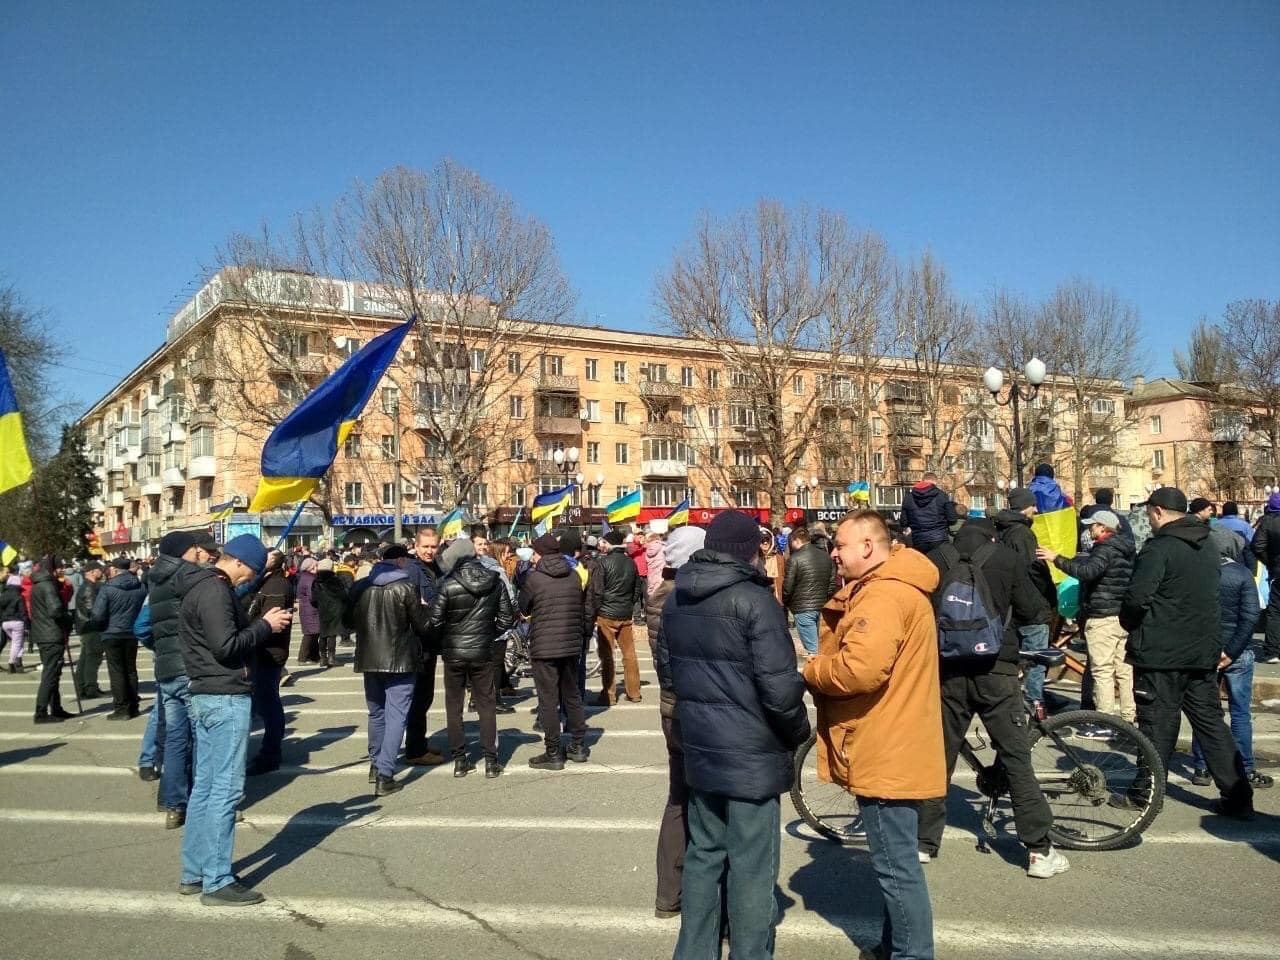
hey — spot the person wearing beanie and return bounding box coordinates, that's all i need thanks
[243,549,296,775]
[664,510,809,952]
[1217,501,1254,546]
[1121,486,1254,819]
[647,523,704,919]
[1028,463,1072,513]
[178,537,293,905]
[1252,492,1280,662]
[593,525,642,705]
[88,552,147,721]
[993,488,1057,709]
[72,560,107,695]
[29,556,75,724]
[310,557,346,668]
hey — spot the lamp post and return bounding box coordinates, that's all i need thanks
[551,446,580,480]
[392,399,403,544]
[983,357,1047,488]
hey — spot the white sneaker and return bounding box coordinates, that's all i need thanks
[1264,656,1280,664]
[918,851,933,863]
[1027,846,1070,879]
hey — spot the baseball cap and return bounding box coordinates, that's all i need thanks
[1188,497,1214,515]
[1145,487,1188,512]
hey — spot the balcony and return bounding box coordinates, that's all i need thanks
[642,419,686,439]
[110,491,124,508]
[269,353,327,376]
[820,460,856,483]
[163,377,187,398]
[897,468,925,484]
[819,389,857,410]
[884,382,925,410]
[1088,473,1120,490]
[124,484,142,501]
[90,495,105,512]
[163,467,186,488]
[189,456,217,479]
[641,459,689,480]
[727,464,765,484]
[639,377,681,402]
[141,436,162,456]
[187,356,217,380]
[141,480,164,498]
[164,423,187,445]
[189,408,218,428]
[532,374,580,396]
[533,415,583,437]
[1250,455,1277,479]
[121,446,141,465]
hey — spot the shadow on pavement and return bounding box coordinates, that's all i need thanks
[0,741,66,767]
[784,834,880,952]
[242,725,359,808]
[1200,809,1280,863]
[235,796,381,886]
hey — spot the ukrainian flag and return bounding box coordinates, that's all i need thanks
[605,488,642,524]
[209,499,237,522]
[248,316,416,513]
[0,540,16,567]
[0,347,33,496]
[439,506,465,540]
[666,498,690,528]
[531,485,574,526]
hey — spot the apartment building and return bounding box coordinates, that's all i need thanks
[78,270,1136,551]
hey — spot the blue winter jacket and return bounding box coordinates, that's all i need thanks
[90,571,147,641]
[1029,474,1070,513]
[1218,557,1260,662]
[900,484,958,549]
[663,550,811,800]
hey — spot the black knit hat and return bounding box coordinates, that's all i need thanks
[558,530,583,555]
[532,532,561,556]
[1008,487,1036,511]
[705,510,761,565]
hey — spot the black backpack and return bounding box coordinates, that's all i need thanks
[934,543,1008,663]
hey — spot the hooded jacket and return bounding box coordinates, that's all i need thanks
[993,509,1058,610]
[346,562,431,674]
[1052,530,1135,620]
[310,570,348,636]
[88,569,146,641]
[664,550,811,800]
[1251,511,1280,576]
[1121,516,1221,670]
[782,542,837,613]
[1028,472,1071,513]
[429,558,516,663]
[178,566,272,696]
[519,552,590,660]
[803,544,946,800]
[1218,557,1260,662]
[0,576,24,624]
[901,483,959,549]
[29,569,72,645]
[144,554,198,681]
[595,546,639,620]
[644,540,665,598]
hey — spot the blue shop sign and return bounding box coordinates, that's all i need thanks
[330,513,440,526]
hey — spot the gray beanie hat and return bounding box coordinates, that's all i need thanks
[1089,510,1120,532]
[439,537,476,575]
[664,526,707,570]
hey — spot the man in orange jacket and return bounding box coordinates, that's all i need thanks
[803,510,944,960]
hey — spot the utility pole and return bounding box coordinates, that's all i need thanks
[393,398,403,544]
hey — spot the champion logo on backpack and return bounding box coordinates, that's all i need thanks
[934,543,1009,663]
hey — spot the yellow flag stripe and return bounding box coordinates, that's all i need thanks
[0,411,33,495]
[248,476,320,514]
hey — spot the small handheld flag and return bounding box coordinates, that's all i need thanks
[249,316,416,513]
[531,485,575,526]
[439,506,466,540]
[0,347,33,496]
[209,499,237,522]
[605,488,641,524]
[0,540,16,567]
[666,497,690,528]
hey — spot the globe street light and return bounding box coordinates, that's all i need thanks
[983,357,1047,487]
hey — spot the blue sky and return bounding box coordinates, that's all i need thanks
[3,1,1277,414]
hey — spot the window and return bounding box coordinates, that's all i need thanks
[873,452,885,472]
[587,484,601,507]
[795,486,810,508]
[191,427,214,458]
[381,434,398,459]
[584,358,598,381]
[1091,398,1116,416]
[614,360,627,383]
[823,488,843,508]
[707,370,720,389]
[616,485,634,501]
[510,439,526,461]
[682,404,696,427]
[793,374,805,395]
[381,386,400,414]
[382,482,397,506]
[681,366,694,388]
[542,355,564,376]
[540,477,565,494]
[343,432,361,458]
[276,379,303,404]
[733,446,756,466]
[709,487,725,507]
[335,337,361,358]
[644,439,688,462]
[1150,416,1162,435]
[541,440,566,459]
[708,445,722,464]
[584,399,600,422]
[644,483,691,507]
[507,351,521,375]
[733,487,757,508]
[1153,449,1165,470]
[510,395,525,419]
[615,443,630,465]
[471,483,488,507]
[966,417,992,439]
[511,485,527,507]
[970,494,988,511]
[585,441,600,463]
[145,454,161,478]
[728,405,756,428]
[275,331,309,357]
[707,407,721,429]
[163,443,186,470]
[730,369,750,389]
[876,484,903,507]
[648,363,669,382]
[614,401,627,425]
[416,476,441,503]
[344,482,363,508]
[465,348,484,374]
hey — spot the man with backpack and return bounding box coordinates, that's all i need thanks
[917,518,1068,879]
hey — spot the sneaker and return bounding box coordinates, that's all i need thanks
[165,808,186,830]
[1027,846,1070,879]
[138,766,161,782]
[565,740,590,763]
[655,906,680,920]
[1076,724,1115,741]
[1248,771,1275,789]
[178,881,202,896]
[528,749,565,771]
[1212,798,1255,820]
[917,851,933,864]
[484,758,504,779]
[1190,769,1213,787]
[200,881,265,906]
[1263,656,1280,664]
[374,774,403,796]
[405,751,447,767]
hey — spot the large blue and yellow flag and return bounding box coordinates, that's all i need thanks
[0,347,33,496]
[531,485,574,526]
[439,506,465,540]
[248,317,416,513]
[605,488,642,524]
[1032,507,1078,584]
[666,498,690,528]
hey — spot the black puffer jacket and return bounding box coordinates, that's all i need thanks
[178,566,272,696]
[311,571,348,636]
[245,570,295,667]
[647,574,676,717]
[1251,512,1280,576]
[0,578,25,623]
[429,558,515,663]
[74,579,100,635]
[782,542,836,613]
[519,553,589,660]
[146,554,198,681]
[663,550,811,800]
[1218,558,1260,661]
[1121,517,1220,671]
[902,484,958,549]
[594,547,638,620]
[90,570,146,641]
[346,564,431,673]
[993,509,1058,609]
[1053,532,1134,620]
[29,570,72,645]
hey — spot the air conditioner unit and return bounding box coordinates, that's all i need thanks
[580,409,590,420]
[401,482,417,497]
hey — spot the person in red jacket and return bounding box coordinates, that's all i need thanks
[626,534,648,625]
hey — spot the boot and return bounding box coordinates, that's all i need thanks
[494,700,515,715]
[565,739,590,763]
[374,774,403,796]
[453,756,476,778]
[528,746,565,771]
[165,808,186,830]
[6,662,15,674]
[51,706,76,720]
[484,758,504,779]
[33,709,63,725]
[368,762,378,784]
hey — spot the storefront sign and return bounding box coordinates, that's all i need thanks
[330,513,440,526]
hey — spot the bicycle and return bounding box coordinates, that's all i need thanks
[790,648,1166,852]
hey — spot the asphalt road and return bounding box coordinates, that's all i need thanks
[0,635,1277,960]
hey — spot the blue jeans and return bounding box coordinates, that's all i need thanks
[674,791,780,959]
[157,675,193,810]
[181,694,251,893]
[364,672,415,778]
[250,661,285,765]
[794,611,820,654]
[1018,623,1050,704]
[138,692,165,769]
[1192,649,1257,773]
[860,797,935,960]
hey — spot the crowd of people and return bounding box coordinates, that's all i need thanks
[0,469,1272,958]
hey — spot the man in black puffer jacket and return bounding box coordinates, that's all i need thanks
[901,473,960,555]
[430,538,515,779]
[1250,493,1280,662]
[1120,487,1253,818]
[663,511,810,956]
[994,489,1058,708]
[90,556,147,720]
[73,562,106,697]
[594,530,641,705]
[31,559,75,723]
[520,531,593,770]
[346,544,432,796]
[782,526,837,656]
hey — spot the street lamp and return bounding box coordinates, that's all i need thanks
[551,446,580,477]
[983,358,1047,487]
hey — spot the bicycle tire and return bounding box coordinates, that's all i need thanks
[789,732,866,845]
[1031,709,1165,851]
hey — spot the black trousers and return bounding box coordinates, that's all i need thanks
[75,632,105,695]
[35,642,65,713]
[917,672,1053,856]
[1133,667,1251,807]
[103,635,139,715]
[1265,579,1280,659]
[444,659,497,760]
[532,656,586,750]
[656,710,688,912]
[403,654,438,757]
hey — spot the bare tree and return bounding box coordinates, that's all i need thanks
[1174,317,1238,384]
[1210,299,1280,492]
[0,282,61,457]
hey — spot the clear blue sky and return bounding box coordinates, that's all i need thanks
[3,1,1277,414]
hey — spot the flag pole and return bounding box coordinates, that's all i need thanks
[273,501,308,551]
[508,506,523,541]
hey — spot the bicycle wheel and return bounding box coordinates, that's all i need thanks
[789,733,866,844]
[1029,709,1165,851]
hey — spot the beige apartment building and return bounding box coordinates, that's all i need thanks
[79,270,1138,552]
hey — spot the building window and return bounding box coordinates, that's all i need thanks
[539,476,565,495]
[586,441,600,463]
[510,395,525,419]
[644,439,688,462]
[381,434,398,459]
[198,478,213,501]
[510,438,525,461]
[706,369,720,389]
[344,482,363,508]
[511,485,526,507]
[795,486,810,508]
[682,404,696,427]
[733,446,756,466]
[1150,415,1162,435]
[970,494,988,511]
[276,379,303,404]
[1153,449,1165,470]
[707,408,721,429]
[275,331,310,357]
[584,358,598,381]
[584,399,600,422]
[733,487,757,508]
[873,452,885,473]
[709,486,725,507]
[614,401,627,425]
[823,488,843,508]
[382,482,397,506]
[793,374,804,395]
[191,427,214,458]
[507,351,521,375]
[343,433,361,458]
[381,386,400,414]
[1091,398,1116,416]
[643,483,691,507]
[708,444,721,464]
[729,405,755,428]
[616,484,634,501]
[542,355,564,376]
[615,443,629,465]
[681,366,694,388]
[587,484,601,507]
[614,360,627,384]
